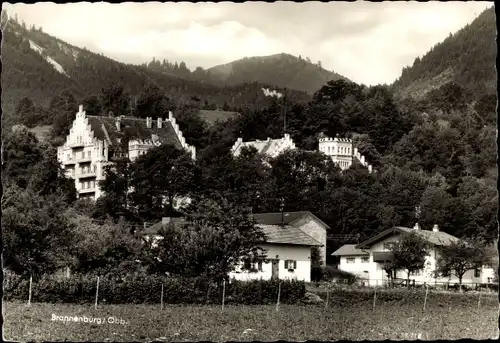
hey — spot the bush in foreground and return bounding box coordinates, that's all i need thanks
[3,273,306,305]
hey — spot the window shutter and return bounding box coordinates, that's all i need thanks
[284,260,288,269]
[293,261,297,269]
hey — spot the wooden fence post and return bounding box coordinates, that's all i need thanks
[276,282,281,312]
[222,280,226,312]
[372,287,377,312]
[161,283,164,311]
[95,276,99,310]
[28,275,33,306]
[423,284,429,312]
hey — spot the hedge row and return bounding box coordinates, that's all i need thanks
[4,273,306,305]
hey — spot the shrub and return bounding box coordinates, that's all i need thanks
[321,266,358,285]
[3,273,306,305]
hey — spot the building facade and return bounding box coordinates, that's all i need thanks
[144,216,323,282]
[57,105,196,200]
[332,224,496,286]
[318,133,373,173]
[231,134,297,157]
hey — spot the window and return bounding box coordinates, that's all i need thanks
[284,260,297,270]
[346,257,355,264]
[361,257,369,263]
[474,269,481,278]
[88,151,91,158]
[257,260,263,272]
[81,182,85,189]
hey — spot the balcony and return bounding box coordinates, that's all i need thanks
[63,158,76,165]
[79,187,96,194]
[76,171,96,178]
[69,142,85,148]
[373,251,394,263]
[76,156,92,163]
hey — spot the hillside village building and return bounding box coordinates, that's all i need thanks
[318,133,373,173]
[57,105,196,200]
[332,224,496,287]
[231,132,373,173]
[144,211,326,282]
[231,134,297,157]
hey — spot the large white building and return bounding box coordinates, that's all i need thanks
[231,133,373,173]
[332,224,496,287]
[318,133,373,172]
[57,105,196,200]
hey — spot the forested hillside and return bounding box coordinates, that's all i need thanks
[1,18,310,128]
[393,6,496,100]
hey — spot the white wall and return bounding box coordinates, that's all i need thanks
[353,233,496,286]
[338,255,371,279]
[290,214,326,265]
[229,243,312,282]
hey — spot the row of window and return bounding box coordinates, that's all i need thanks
[321,146,352,155]
[337,160,351,168]
[346,257,369,264]
[241,259,298,271]
[67,150,92,161]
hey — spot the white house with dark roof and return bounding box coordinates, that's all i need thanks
[144,213,324,282]
[57,105,196,200]
[332,224,496,286]
[231,134,297,158]
[229,222,322,282]
[252,211,329,266]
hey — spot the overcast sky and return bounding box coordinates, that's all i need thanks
[4,1,493,86]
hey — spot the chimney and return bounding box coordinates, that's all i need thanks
[115,117,121,131]
[162,217,171,225]
[146,117,152,128]
[433,224,439,232]
[414,223,420,230]
[157,117,162,128]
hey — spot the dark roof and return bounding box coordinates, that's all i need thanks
[258,224,322,246]
[143,217,322,247]
[252,211,330,228]
[332,244,369,256]
[356,226,460,249]
[86,115,182,149]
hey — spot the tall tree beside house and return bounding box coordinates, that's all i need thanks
[50,90,78,137]
[135,84,173,119]
[435,239,490,292]
[82,95,102,116]
[95,158,136,222]
[27,143,77,204]
[2,125,42,189]
[128,144,199,221]
[65,210,143,276]
[144,196,267,283]
[388,231,431,287]
[99,81,129,117]
[2,185,74,278]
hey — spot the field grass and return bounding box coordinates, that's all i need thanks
[4,292,498,342]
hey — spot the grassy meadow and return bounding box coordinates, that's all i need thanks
[4,291,498,341]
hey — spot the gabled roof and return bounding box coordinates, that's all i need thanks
[252,211,330,229]
[356,226,460,249]
[257,224,322,246]
[332,244,369,256]
[143,218,322,247]
[86,115,183,149]
[232,135,296,157]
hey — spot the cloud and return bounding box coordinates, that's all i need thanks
[4,1,494,86]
